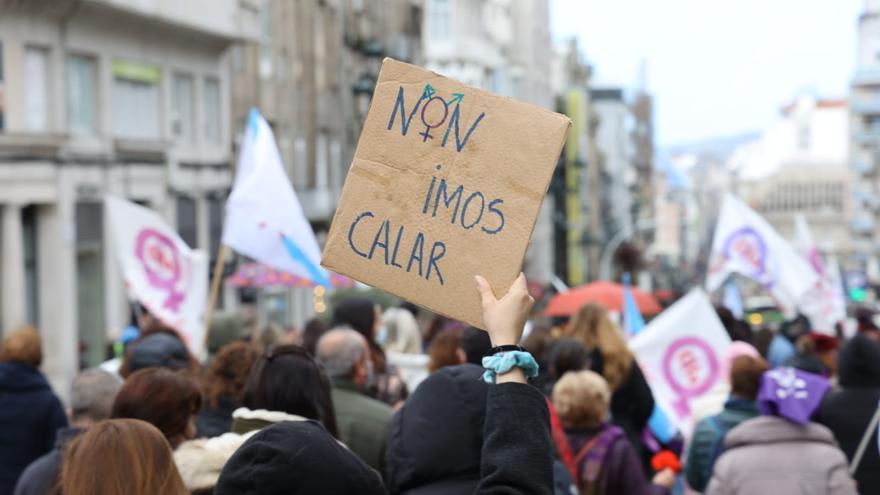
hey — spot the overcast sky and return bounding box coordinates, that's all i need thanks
[551,0,862,147]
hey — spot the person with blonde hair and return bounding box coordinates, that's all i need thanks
[0,326,67,494]
[61,418,188,495]
[553,370,673,494]
[381,307,423,354]
[566,303,655,457]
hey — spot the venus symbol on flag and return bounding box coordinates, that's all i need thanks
[134,228,186,311]
[662,337,720,419]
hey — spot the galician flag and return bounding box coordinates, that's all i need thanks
[105,196,208,354]
[223,108,330,286]
[793,214,846,334]
[706,194,817,316]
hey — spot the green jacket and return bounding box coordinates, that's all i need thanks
[685,398,759,493]
[331,379,394,474]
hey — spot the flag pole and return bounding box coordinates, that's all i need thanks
[202,243,230,354]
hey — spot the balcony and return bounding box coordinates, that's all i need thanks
[851,216,876,234]
[853,160,875,175]
[299,188,339,223]
[854,129,880,143]
[851,96,880,115]
[853,68,880,86]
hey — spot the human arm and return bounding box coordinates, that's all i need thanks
[474,273,553,495]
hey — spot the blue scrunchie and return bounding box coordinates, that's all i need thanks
[481,351,539,384]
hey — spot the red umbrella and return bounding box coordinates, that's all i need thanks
[544,280,662,317]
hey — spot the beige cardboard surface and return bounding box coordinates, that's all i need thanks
[322,58,570,328]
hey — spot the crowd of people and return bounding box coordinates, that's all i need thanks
[1,272,879,494]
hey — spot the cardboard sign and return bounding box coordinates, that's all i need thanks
[322,58,570,328]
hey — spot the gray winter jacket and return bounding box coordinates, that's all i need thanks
[706,416,857,495]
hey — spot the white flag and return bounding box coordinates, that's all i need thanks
[223,108,329,286]
[706,194,817,315]
[105,196,208,354]
[793,214,846,334]
[630,289,731,434]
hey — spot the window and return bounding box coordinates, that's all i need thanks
[67,55,97,133]
[24,47,50,131]
[112,60,161,139]
[22,206,39,326]
[259,2,273,78]
[176,196,198,248]
[75,202,105,368]
[0,40,5,130]
[430,0,452,39]
[204,77,221,144]
[171,73,195,142]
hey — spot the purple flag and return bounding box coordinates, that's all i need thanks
[758,367,831,425]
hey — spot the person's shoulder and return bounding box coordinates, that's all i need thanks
[335,388,393,419]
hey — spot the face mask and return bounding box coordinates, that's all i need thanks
[376,326,388,345]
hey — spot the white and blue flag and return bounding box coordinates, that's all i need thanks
[222,108,330,286]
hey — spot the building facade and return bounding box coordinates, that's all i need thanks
[229,0,423,324]
[731,96,852,258]
[850,0,880,265]
[422,0,557,284]
[0,0,256,400]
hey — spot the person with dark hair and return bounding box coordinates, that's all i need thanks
[400,301,421,319]
[61,419,188,495]
[547,338,591,382]
[715,306,752,343]
[236,344,338,436]
[332,298,407,405]
[14,368,121,495]
[751,327,774,359]
[174,344,338,494]
[428,329,465,373]
[301,318,329,356]
[316,328,393,472]
[816,333,880,494]
[0,326,67,494]
[786,332,838,377]
[196,341,259,438]
[462,326,493,365]
[111,368,202,449]
[119,330,199,378]
[685,355,768,492]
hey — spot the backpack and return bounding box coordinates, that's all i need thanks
[704,415,732,481]
[573,426,625,495]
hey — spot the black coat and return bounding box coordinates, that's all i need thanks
[386,364,488,495]
[14,427,83,495]
[816,334,880,495]
[0,363,68,495]
[196,397,238,438]
[215,420,386,495]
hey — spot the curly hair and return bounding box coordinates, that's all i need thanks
[203,342,259,409]
[552,370,611,429]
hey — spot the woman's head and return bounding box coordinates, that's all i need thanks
[241,344,338,437]
[111,368,202,448]
[552,370,611,429]
[548,337,591,381]
[381,307,421,353]
[332,298,379,341]
[0,326,42,368]
[203,341,259,409]
[61,419,187,495]
[567,303,632,390]
[729,355,769,400]
[428,329,465,373]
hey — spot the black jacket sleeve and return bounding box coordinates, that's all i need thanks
[475,382,553,495]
